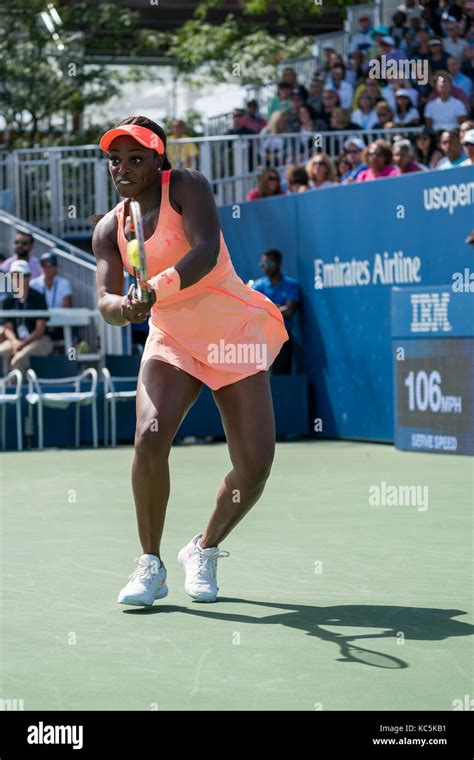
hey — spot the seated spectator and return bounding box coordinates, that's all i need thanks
[461,129,474,164]
[314,44,337,80]
[398,0,422,22]
[340,137,367,182]
[287,89,305,133]
[335,154,352,182]
[285,165,310,193]
[347,50,364,87]
[351,91,379,130]
[427,37,450,73]
[393,89,421,125]
[443,19,469,60]
[242,99,267,134]
[306,153,337,188]
[409,26,431,57]
[373,100,395,128]
[246,168,285,201]
[297,103,318,159]
[437,128,471,168]
[378,34,406,63]
[382,78,419,111]
[267,81,292,119]
[393,139,425,172]
[325,63,354,109]
[390,11,411,51]
[307,77,323,113]
[356,140,401,181]
[30,252,73,344]
[461,42,474,81]
[2,231,41,278]
[251,249,300,375]
[226,108,255,136]
[166,119,199,169]
[363,25,390,67]
[0,260,53,375]
[414,126,444,167]
[329,109,361,155]
[30,252,72,308]
[260,110,290,166]
[353,78,382,110]
[446,56,473,100]
[280,67,308,100]
[424,74,467,130]
[316,88,341,131]
[348,13,374,56]
[460,119,474,141]
[425,69,470,111]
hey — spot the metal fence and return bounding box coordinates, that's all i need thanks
[0,128,423,231]
[0,209,126,356]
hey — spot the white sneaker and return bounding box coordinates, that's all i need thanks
[117,554,168,606]
[178,534,230,602]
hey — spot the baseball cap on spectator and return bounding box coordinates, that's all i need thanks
[462,130,474,145]
[344,137,365,151]
[381,35,395,46]
[290,88,303,99]
[322,43,336,50]
[10,260,31,275]
[372,24,389,37]
[395,88,412,98]
[428,38,442,46]
[40,252,58,266]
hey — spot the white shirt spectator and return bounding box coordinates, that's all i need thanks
[348,30,373,55]
[443,36,468,61]
[424,96,467,130]
[30,273,72,308]
[351,108,379,130]
[382,84,418,111]
[394,106,420,125]
[397,2,422,20]
[324,77,354,109]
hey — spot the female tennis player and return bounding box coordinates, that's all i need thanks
[93,116,288,606]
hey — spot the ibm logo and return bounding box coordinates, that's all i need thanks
[410,293,452,334]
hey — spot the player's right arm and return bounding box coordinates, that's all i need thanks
[92,211,128,326]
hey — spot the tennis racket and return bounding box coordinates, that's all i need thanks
[126,200,152,305]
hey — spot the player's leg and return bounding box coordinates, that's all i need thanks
[132,357,202,558]
[204,369,275,546]
[119,358,202,606]
[178,370,275,602]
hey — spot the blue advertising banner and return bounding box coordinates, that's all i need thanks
[219,166,474,441]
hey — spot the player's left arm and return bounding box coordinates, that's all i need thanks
[171,169,221,289]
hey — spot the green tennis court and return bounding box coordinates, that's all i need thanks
[1,441,472,711]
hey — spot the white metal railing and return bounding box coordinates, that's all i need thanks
[0,128,423,228]
[0,210,127,356]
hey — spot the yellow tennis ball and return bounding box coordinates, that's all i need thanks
[126,239,140,269]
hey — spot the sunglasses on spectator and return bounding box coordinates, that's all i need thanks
[267,175,280,181]
[368,151,384,157]
[346,148,361,153]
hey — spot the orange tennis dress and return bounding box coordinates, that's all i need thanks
[115,169,288,390]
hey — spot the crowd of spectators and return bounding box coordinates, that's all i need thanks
[231,1,473,199]
[0,232,74,374]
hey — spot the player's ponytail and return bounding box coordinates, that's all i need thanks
[118,116,172,170]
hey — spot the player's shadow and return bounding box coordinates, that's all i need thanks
[124,600,474,669]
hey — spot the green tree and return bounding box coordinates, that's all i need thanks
[0,0,152,147]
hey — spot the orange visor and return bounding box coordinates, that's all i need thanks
[99,124,165,154]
